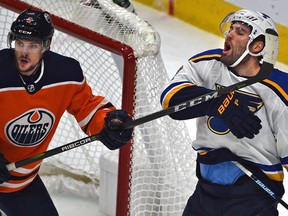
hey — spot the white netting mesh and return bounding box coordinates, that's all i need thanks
[0,1,197,215]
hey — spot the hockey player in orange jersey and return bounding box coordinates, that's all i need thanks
[0,8,133,216]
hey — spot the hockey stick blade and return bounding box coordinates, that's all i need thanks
[122,28,279,130]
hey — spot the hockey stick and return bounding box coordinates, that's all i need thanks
[121,28,279,130]
[232,161,288,210]
[6,29,278,171]
[6,134,100,171]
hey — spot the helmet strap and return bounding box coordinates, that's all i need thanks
[229,37,262,68]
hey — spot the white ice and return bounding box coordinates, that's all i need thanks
[47,2,288,215]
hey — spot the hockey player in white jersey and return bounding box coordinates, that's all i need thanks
[161,9,287,216]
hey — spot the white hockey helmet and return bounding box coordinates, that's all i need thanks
[220,9,278,67]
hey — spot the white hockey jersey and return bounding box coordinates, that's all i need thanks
[161,48,288,183]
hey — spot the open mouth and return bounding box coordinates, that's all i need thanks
[21,59,28,63]
[17,57,30,69]
[223,41,231,55]
[19,57,29,64]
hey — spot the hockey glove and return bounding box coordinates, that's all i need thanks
[205,91,262,139]
[0,153,10,184]
[99,110,133,150]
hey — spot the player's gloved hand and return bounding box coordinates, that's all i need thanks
[99,110,133,150]
[0,153,10,184]
[205,91,262,139]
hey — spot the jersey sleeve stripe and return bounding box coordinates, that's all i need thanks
[262,79,288,105]
[161,82,195,109]
[188,48,222,63]
[78,98,110,127]
[190,53,221,63]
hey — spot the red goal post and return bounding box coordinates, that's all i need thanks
[0,0,197,215]
[0,0,135,215]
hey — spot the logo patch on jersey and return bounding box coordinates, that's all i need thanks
[5,109,55,147]
[207,85,263,135]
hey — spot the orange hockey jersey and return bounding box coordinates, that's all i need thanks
[0,49,116,192]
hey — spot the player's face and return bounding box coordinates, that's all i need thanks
[14,39,44,75]
[220,22,251,66]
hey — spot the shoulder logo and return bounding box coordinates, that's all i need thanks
[44,13,52,24]
[5,109,55,147]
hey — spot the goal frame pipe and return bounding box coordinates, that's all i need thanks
[0,1,135,215]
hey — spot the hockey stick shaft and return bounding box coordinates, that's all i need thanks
[122,28,278,130]
[6,29,278,171]
[6,134,99,171]
[232,161,288,210]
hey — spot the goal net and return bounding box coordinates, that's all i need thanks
[0,0,197,215]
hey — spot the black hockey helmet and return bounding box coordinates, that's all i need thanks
[9,8,54,46]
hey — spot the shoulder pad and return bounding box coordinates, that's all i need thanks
[262,69,288,105]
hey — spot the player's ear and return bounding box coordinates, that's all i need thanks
[249,36,265,55]
[251,40,264,54]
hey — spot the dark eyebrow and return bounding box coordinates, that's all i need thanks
[15,38,42,44]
